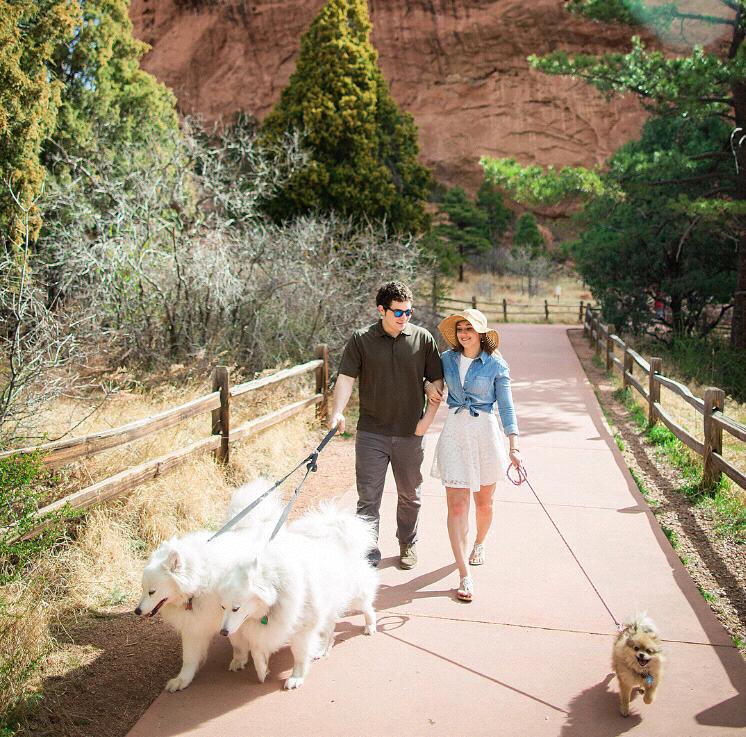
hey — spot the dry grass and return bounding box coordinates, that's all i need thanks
[0,571,55,718]
[442,269,593,324]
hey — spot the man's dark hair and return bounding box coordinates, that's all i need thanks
[376,281,413,310]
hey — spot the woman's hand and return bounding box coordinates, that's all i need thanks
[508,448,522,469]
[414,418,428,437]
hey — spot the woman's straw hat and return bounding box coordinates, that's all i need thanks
[438,308,500,352]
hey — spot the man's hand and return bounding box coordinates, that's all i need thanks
[424,380,443,404]
[329,374,354,435]
[330,412,346,434]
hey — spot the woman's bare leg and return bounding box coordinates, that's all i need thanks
[473,482,496,546]
[446,487,470,578]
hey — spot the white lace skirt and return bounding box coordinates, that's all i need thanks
[431,409,509,492]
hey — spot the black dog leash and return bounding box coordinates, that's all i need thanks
[507,463,622,630]
[209,427,338,542]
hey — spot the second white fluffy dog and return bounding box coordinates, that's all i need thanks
[218,502,379,690]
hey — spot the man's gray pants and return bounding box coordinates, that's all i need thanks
[355,430,424,547]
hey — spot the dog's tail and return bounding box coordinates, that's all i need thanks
[224,478,284,533]
[290,501,376,561]
[620,611,658,636]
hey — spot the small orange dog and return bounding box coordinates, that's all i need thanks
[612,613,665,717]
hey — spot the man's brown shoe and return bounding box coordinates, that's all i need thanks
[399,543,417,570]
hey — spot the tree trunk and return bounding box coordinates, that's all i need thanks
[730,36,746,350]
[458,244,464,282]
[670,294,685,337]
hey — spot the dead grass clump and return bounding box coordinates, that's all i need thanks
[0,571,54,720]
[125,457,231,549]
[61,510,143,611]
[229,415,318,499]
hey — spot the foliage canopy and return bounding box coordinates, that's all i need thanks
[483,0,746,347]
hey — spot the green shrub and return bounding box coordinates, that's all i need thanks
[0,454,71,585]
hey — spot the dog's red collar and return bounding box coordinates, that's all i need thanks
[185,597,194,611]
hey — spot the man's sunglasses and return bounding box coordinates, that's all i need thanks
[386,307,413,318]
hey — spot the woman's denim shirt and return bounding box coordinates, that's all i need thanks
[442,349,518,435]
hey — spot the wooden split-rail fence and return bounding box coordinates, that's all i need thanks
[584,309,746,491]
[1,346,330,539]
[437,295,592,322]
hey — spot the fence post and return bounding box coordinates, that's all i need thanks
[544,299,549,321]
[594,321,602,357]
[579,300,584,324]
[648,357,661,426]
[622,347,632,391]
[211,366,230,464]
[315,344,330,421]
[606,325,614,371]
[588,311,595,347]
[471,295,477,310]
[703,387,725,488]
[502,298,508,323]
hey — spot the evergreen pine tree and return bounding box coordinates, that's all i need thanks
[48,0,179,174]
[0,1,79,244]
[513,213,543,255]
[260,0,430,233]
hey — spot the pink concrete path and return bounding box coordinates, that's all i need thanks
[126,324,745,737]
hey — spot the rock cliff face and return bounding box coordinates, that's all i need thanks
[130,0,647,189]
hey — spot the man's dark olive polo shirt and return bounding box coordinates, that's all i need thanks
[338,320,443,436]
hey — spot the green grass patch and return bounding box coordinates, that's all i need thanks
[702,483,746,544]
[733,636,746,650]
[629,467,659,507]
[698,585,717,603]
[592,354,605,370]
[614,434,625,451]
[645,424,702,497]
[661,525,679,549]
[613,387,648,429]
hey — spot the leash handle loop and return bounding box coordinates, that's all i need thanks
[506,462,527,486]
[315,426,338,454]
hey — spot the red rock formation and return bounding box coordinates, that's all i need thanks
[130,0,648,189]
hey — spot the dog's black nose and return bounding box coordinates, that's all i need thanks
[134,607,142,616]
[220,628,229,637]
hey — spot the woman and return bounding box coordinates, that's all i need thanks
[417,309,520,602]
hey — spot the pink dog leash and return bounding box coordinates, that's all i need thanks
[506,462,622,631]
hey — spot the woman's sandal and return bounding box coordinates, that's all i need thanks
[469,542,485,566]
[457,576,474,602]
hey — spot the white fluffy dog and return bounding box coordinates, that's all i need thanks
[135,479,283,692]
[218,502,378,690]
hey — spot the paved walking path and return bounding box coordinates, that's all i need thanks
[127,324,746,737]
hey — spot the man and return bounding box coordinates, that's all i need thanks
[330,281,444,569]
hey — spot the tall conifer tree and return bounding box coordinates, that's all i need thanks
[261,0,430,233]
[0,1,78,244]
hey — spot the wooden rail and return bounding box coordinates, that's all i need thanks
[0,392,222,467]
[584,308,745,491]
[435,295,592,323]
[5,345,331,541]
